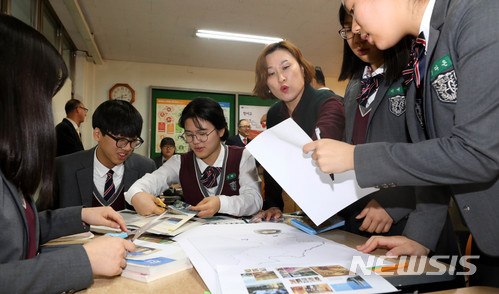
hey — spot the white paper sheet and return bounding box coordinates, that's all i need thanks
[174,223,391,294]
[246,118,378,225]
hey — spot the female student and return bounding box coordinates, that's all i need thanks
[125,97,262,217]
[304,0,499,286]
[337,6,415,236]
[252,40,345,221]
[0,14,134,293]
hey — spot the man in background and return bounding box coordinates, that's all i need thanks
[152,137,176,168]
[55,98,87,156]
[311,66,343,103]
[41,100,156,211]
[226,119,251,147]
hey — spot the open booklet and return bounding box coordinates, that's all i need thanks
[91,200,202,237]
[288,214,345,235]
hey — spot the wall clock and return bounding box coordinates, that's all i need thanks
[109,83,135,104]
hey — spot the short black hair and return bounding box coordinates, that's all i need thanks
[179,97,229,141]
[314,66,326,86]
[338,4,412,84]
[160,137,175,148]
[92,100,143,138]
[65,98,81,114]
[238,119,249,127]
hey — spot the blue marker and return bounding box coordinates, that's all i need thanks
[314,127,335,182]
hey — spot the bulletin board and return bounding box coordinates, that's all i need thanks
[237,95,278,139]
[150,87,236,157]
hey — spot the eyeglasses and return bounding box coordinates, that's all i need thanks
[162,145,175,150]
[338,28,354,40]
[239,125,251,129]
[181,128,216,143]
[79,106,89,113]
[104,132,144,149]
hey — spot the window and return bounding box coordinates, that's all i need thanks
[10,0,36,27]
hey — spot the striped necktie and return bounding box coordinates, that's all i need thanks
[104,169,115,201]
[403,32,426,88]
[356,67,384,107]
[200,166,221,188]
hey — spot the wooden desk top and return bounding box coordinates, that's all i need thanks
[66,228,454,293]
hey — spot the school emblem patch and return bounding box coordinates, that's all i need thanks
[432,70,458,103]
[388,95,406,116]
[229,181,238,192]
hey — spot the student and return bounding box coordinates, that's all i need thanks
[311,66,342,102]
[126,97,262,217]
[337,6,415,236]
[0,14,134,293]
[42,100,156,211]
[153,137,176,168]
[226,119,252,147]
[252,40,345,221]
[304,0,499,286]
[55,98,87,156]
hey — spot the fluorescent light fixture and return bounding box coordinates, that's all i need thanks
[196,29,283,45]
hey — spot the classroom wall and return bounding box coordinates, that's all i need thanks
[53,58,348,158]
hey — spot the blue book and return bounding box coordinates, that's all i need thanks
[290,215,345,235]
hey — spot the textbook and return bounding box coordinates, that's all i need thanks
[122,237,192,282]
[289,215,345,235]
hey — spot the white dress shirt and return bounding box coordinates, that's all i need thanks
[93,148,124,197]
[125,144,262,216]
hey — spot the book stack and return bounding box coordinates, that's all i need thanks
[122,237,192,282]
[288,214,345,235]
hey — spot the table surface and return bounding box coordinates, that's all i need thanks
[61,228,457,293]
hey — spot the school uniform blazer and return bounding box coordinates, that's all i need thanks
[355,0,499,257]
[225,135,250,147]
[0,171,93,293]
[152,156,164,169]
[344,77,414,224]
[51,147,156,209]
[55,118,84,157]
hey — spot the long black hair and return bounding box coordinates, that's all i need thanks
[0,14,68,203]
[338,5,412,84]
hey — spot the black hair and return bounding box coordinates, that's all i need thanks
[160,137,176,147]
[314,66,326,86]
[338,5,412,84]
[179,97,229,141]
[65,98,82,114]
[0,14,68,203]
[92,100,143,138]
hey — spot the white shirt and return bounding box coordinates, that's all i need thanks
[420,0,436,54]
[93,148,125,196]
[239,134,248,144]
[125,144,262,216]
[362,65,385,108]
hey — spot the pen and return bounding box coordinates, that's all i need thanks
[314,127,334,182]
[369,263,408,272]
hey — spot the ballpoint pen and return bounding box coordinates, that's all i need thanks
[314,127,335,181]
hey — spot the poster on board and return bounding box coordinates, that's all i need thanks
[154,98,231,154]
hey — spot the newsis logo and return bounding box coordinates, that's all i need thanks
[349,255,479,276]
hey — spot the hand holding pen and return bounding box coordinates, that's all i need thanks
[314,127,335,181]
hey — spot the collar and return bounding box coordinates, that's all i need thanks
[361,65,385,79]
[419,0,436,53]
[195,143,225,172]
[64,117,79,130]
[238,134,247,142]
[93,147,124,177]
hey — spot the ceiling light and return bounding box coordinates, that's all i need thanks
[195,29,283,45]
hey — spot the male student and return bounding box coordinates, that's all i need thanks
[226,119,252,147]
[41,100,156,211]
[55,98,87,156]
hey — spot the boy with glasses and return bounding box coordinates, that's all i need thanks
[40,100,156,211]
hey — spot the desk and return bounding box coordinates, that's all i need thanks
[63,229,457,293]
